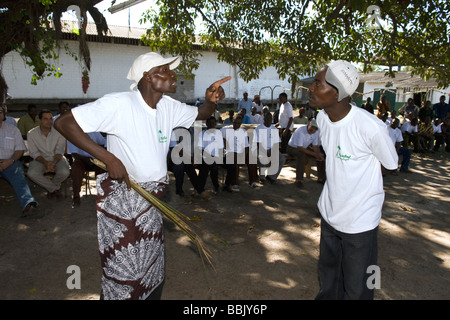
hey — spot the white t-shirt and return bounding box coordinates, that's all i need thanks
[220,126,248,154]
[72,91,198,183]
[401,121,418,134]
[432,123,442,134]
[253,124,280,151]
[279,101,294,130]
[387,125,403,145]
[288,125,319,149]
[250,113,263,125]
[317,106,398,234]
[198,128,224,158]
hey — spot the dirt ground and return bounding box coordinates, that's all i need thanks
[0,150,449,300]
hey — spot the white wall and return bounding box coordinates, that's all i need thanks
[3,40,293,104]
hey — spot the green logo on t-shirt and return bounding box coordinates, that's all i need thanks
[336,145,351,160]
[158,130,167,143]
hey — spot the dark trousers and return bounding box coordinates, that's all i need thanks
[71,154,105,197]
[316,218,378,300]
[226,152,257,185]
[171,162,201,194]
[198,162,220,192]
[286,145,325,181]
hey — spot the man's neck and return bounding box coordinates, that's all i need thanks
[325,101,352,122]
[138,86,163,109]
[40,126,51,136]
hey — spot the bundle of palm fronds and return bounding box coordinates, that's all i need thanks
[91,159,214,270]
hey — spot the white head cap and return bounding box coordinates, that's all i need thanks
[325,60,359,102]
[127,52,180,90]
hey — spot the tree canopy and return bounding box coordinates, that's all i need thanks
[141,0,450,89]
[0,0,108,100]
[1,0,449,101]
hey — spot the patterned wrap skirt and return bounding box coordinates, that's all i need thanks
[95,173,167,300]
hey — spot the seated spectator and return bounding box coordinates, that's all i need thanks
[294,108,309,124]
[433,95,449,121]
[376,95,390,119]
[361,97,374,114]
[249,106,263,125]
[168,127,202,197]
[197,116,233,194]
[0,106,42,217]
[418,101,434,123]
[223,110,234,125]
[432,118,445,151]
[252,95,264,114]
[304,102,315,120]
[386,109,399,126]
[17,104,40,140]
[399,98,419,121]
[2,103,17,127]
[26,109,70,199]
[53,101,70,121]
[67,132,107,206]
[387,118,412,173]
[221,114,257,191]
[286,119,325,187]
[253,112,286,184]
[417,116,434,152]
[401,117,419,151]
[262,106,270,118]
[211,103,223,124]
[238,108,251,124]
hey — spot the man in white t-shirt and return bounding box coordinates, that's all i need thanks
[276,92,294,153]
[197,116,235,194]
[253,112,285,183]
[286,119,325,187]
[387,118,411,173]
[54,52,230,300]
[309,60,398,300]
[221,114,258,190]
[401,117,419,151]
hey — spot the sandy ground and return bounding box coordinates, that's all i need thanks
[0,151,449,300]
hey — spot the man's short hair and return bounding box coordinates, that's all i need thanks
[38,109,53,119]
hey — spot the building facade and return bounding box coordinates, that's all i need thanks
[3,22,293,111]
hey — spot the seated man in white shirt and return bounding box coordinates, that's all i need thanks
[387,118,412,173]
[401,117,419,151]
[253,112,285,183]
[68,131,107,206]
[26,109,70,199]
[249,106,263,125]
[286,119,325,187]
[0,106,42,218]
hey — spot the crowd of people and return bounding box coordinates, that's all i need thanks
[2,92,450,215]
[1,52,450,300]
[360,94,450,174]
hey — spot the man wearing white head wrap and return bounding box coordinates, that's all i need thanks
[55,52,230,300]
[309,60,398,300]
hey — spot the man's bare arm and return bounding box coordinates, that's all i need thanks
[54,111,131,189]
